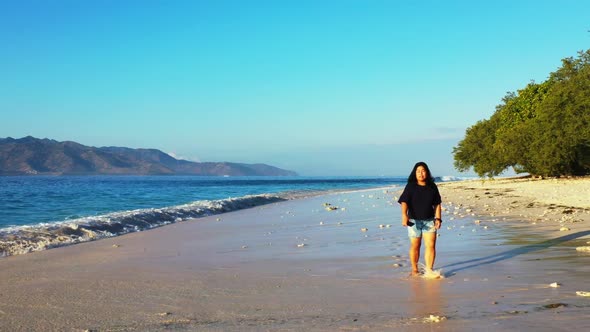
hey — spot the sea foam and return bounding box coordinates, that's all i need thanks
[436,175,478,182]
[0,194,286,257]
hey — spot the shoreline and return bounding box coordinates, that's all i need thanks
[0,182,405,258]
[0,179,589,330]
[437,176,590,231]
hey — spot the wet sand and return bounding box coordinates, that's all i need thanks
[0,180,589,331]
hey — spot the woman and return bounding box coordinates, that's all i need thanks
[398,162,442,276]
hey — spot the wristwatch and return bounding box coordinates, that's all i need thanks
[434,218,442,222]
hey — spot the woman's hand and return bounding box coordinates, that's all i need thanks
[434,218,442,229]
[402,215,410,227]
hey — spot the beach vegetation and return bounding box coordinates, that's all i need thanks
[454,49,590,177]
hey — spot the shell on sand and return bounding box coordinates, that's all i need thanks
[423,315,446,323]
[576,291,590,297]
[576,246,590,252]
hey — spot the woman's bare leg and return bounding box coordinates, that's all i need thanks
[409,237,422,275]
[423,233,437,271]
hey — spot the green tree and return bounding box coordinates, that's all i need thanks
[494,80,552,173]
[453,49,590,177]
[526,52,590,176]
[453,116,506,177]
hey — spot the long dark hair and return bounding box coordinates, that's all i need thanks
[407,161,436,187]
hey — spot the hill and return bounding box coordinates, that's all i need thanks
[0,136,298,176]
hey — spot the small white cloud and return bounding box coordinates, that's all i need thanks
[167,152,201,162]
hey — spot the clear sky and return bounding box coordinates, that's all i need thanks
[1,0,589,176]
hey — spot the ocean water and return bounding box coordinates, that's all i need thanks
[0,175,411,256]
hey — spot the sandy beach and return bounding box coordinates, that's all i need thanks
[1,178,589,331]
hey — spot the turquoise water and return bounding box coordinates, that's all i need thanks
[0,175,412,256]
[0,175,406,229]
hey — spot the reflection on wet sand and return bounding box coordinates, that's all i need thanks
[408,277,445,318]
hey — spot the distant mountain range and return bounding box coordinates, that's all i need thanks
[0,136,297,176]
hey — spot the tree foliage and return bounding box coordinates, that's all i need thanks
[454,50,590,177]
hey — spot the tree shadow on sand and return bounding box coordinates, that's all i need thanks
[441,230,590,276]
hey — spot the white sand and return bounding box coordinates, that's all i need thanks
[439,176,590,208]
[0,181,589,331]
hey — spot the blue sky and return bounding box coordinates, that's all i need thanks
[1,0,589,176]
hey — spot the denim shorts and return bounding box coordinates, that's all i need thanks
[407,219,436,238]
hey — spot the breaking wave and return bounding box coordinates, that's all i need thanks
[0,194,287,257]
[436,175,477,182]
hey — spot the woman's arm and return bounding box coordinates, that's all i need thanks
[434,203,442,229]
[401,202,410,226]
